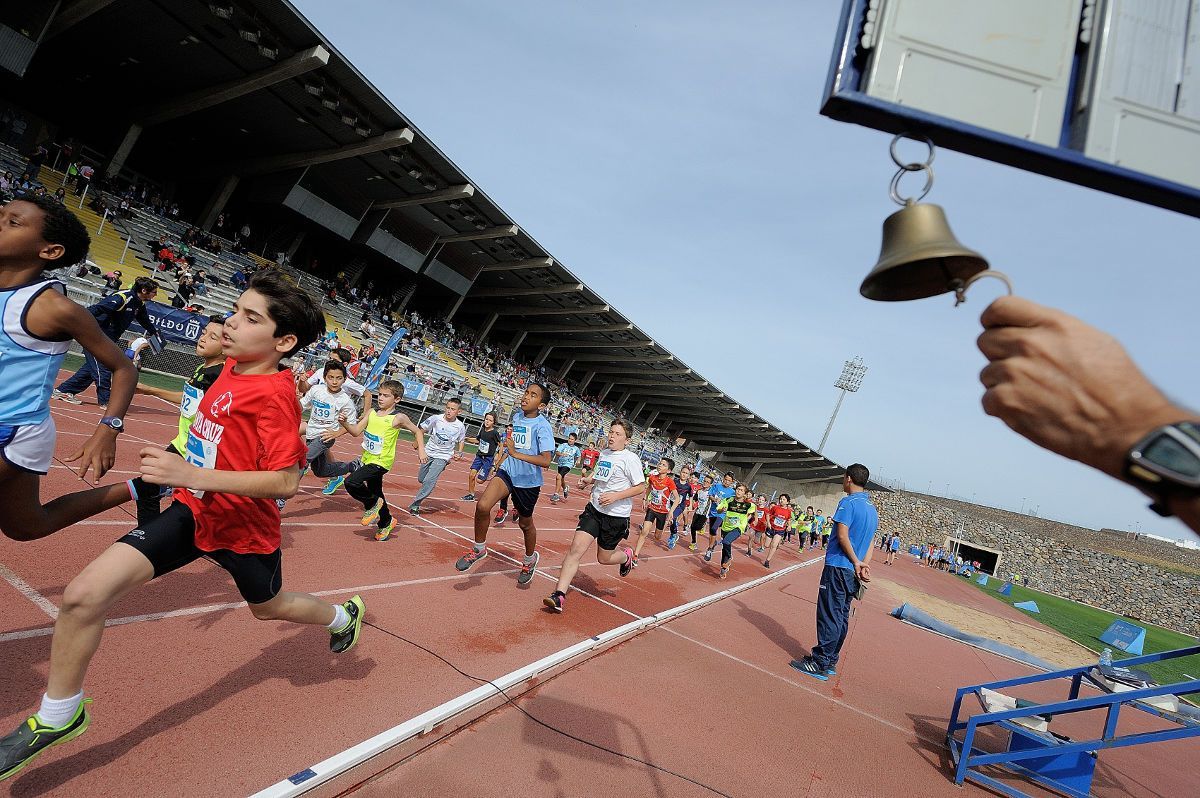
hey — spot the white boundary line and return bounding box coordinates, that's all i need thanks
[0,562,59,619]
[249,555,824,798]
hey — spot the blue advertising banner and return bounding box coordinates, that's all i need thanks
[1099,620,1146,654]
[470,396,492,416]
[129,300,209,345]
[401,379,429,402]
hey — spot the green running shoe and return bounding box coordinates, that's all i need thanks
[329,595,365,653]
[322,475,346,495]
[0,699,93,782]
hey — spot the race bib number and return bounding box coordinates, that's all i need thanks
[511,425,530,449]
[184,430,218,498]
[180,382,202,420]
[311,400,333,421]
[594,460,612,482]
[773,516,787,529]
[650,488,665,505]
[362,431,383,455]
[478,440,491,455]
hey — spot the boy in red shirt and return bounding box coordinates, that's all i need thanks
[762,493,794,568]
[631,457,679,566]
[746,492,770,556]
[0,271,365,781]
[579,439,602,480]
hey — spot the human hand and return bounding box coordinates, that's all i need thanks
[978,296,1180,480]
[139,446,196,486]
[320,428,339,443]
[418,447,429,465]
[64,426,119,480]
[856,562,871,583]
[597,491,616,507]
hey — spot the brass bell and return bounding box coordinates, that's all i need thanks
[860,202,989,302]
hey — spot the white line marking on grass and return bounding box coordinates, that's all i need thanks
[0,562,59,619]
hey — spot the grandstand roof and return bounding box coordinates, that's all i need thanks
[5,0,848,484]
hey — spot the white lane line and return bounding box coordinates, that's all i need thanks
[0,562,59,619]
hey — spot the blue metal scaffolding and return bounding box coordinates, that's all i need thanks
[946,644,1200,798]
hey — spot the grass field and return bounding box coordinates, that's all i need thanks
[968,576,1200,687]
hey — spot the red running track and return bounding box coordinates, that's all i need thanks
[1,385,1192,797]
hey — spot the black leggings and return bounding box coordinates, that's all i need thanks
[131,444,180,527]
[344,463,391,527]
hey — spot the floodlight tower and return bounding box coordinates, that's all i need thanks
[817,356,867,454]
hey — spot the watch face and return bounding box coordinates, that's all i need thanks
[1142,435,1200,479]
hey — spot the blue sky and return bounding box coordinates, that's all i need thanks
[293,1,1200,542]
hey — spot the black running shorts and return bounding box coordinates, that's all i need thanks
[577,502,631,551]
[497,470,540,518]
[557,465,572,476]
[643,508,668,530]
[690,512,707,533]
[118,501,283,604]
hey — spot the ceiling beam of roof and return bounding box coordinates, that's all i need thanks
[480,257,554,273]
[139,45,331,126]
[761,472,845,484]
[519,336,653,348]
[562,352,673,363]
[47,0,118,38]
[471,283,583,298]
[235,128,414,175]
[584,365,691,377]
[482,303,610,318]
[623,388,724,399]
[716,456,826,464]
[441,225,518,244]
[610,377,707,388]
[375,184,474,209]
[492,322,631,335]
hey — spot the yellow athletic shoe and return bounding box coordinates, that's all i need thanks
[374,519,395,542]
[361,499,384,526]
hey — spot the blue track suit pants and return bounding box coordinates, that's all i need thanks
[811,564,858,670]
[57,349,113,405]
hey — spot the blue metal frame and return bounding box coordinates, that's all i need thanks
[821,0,1200,219]
[946,644,1200,798]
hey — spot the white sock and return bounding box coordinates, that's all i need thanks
[523,552,537,564]
[37,692,83,728]
[327,604,350,631]
[474,542,486,553]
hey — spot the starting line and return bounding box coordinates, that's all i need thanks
[250,555,825,798]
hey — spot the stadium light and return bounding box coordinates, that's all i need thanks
[257,43,278,60]
[239,28,260,43]
[817,356,867,454]
[209,3,234,20]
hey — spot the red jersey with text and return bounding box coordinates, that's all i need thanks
[175,359,307,554]
[750,503,769,531]
[580,447,600,468]
[646,472,675,513]
[766,504,793,532]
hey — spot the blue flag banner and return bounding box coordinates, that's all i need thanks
[401,379,429,402]
[470,396,492,416]
[129,300,209,345]
[976,573,989,585]
[363,327,407,390]
[999,582,1013,596]
[1014,600,1040,614]
[1099,619,1147,654]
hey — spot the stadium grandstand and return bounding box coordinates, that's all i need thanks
[0,0,861,504]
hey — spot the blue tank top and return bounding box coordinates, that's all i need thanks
[0,278,70,425]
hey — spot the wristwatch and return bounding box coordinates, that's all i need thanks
[99,416,125,434]
[1124,421,1200,516]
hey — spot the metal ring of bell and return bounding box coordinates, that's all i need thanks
[889,132,935,170]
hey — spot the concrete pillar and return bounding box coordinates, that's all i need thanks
[645,410,659,429]
[446,293,467,321]
[199,175,240,231]
[509,330,528,354]
[578,369,596,392]
[630,401,646,421]
[534,345,553,366]
[745,462,763,485]
[555,358,576,381]
[286,231,307,259]
[597,382,614,402]
[104,122,142,178]
[475,311,500,344]
[613,392,631,413]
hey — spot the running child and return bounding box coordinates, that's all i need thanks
[703,471,736,555]
[543,420,643,613]
[0,270,363,781]
[816,509,829,549]
[338,381,425,541]
[666,463,694,549]
[746,493,769,555]
[705,483,756,579]
[409,396,465,515]
[492,423,513,526]
[578,436,602,480]
[632,457,678,566]
[300,360,359,495]
[462,410,500,501]
[803,505,817,549]
[549,431,581,503]
[130,314,226,525]
[0,195,139,542]
[457,383,554,586]
[762,494,794,568]
[688,473,714,551]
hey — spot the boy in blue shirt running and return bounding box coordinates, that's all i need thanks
[457,383,555,586]
[550,432,581,503]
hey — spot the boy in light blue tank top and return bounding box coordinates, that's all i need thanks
[0,196,139,541]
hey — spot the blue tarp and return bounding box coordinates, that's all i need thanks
[1014,600,1041,613]
[891,603,1056,671]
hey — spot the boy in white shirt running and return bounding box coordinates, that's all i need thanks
[544,419,644,612]
[300,360,359,495]
[408,397,465,515]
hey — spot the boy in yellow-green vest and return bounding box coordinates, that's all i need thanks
[339,380,425,541]
[129,314,226,526]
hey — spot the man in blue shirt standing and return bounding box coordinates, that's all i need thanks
[791,463,878,681]
[457,383,555,586]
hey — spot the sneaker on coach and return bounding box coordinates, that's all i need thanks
[789,657,829,681]
[456,547,487,572]
[57,392,82,405]
[0,700,93,782]
[517,550,540,586]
